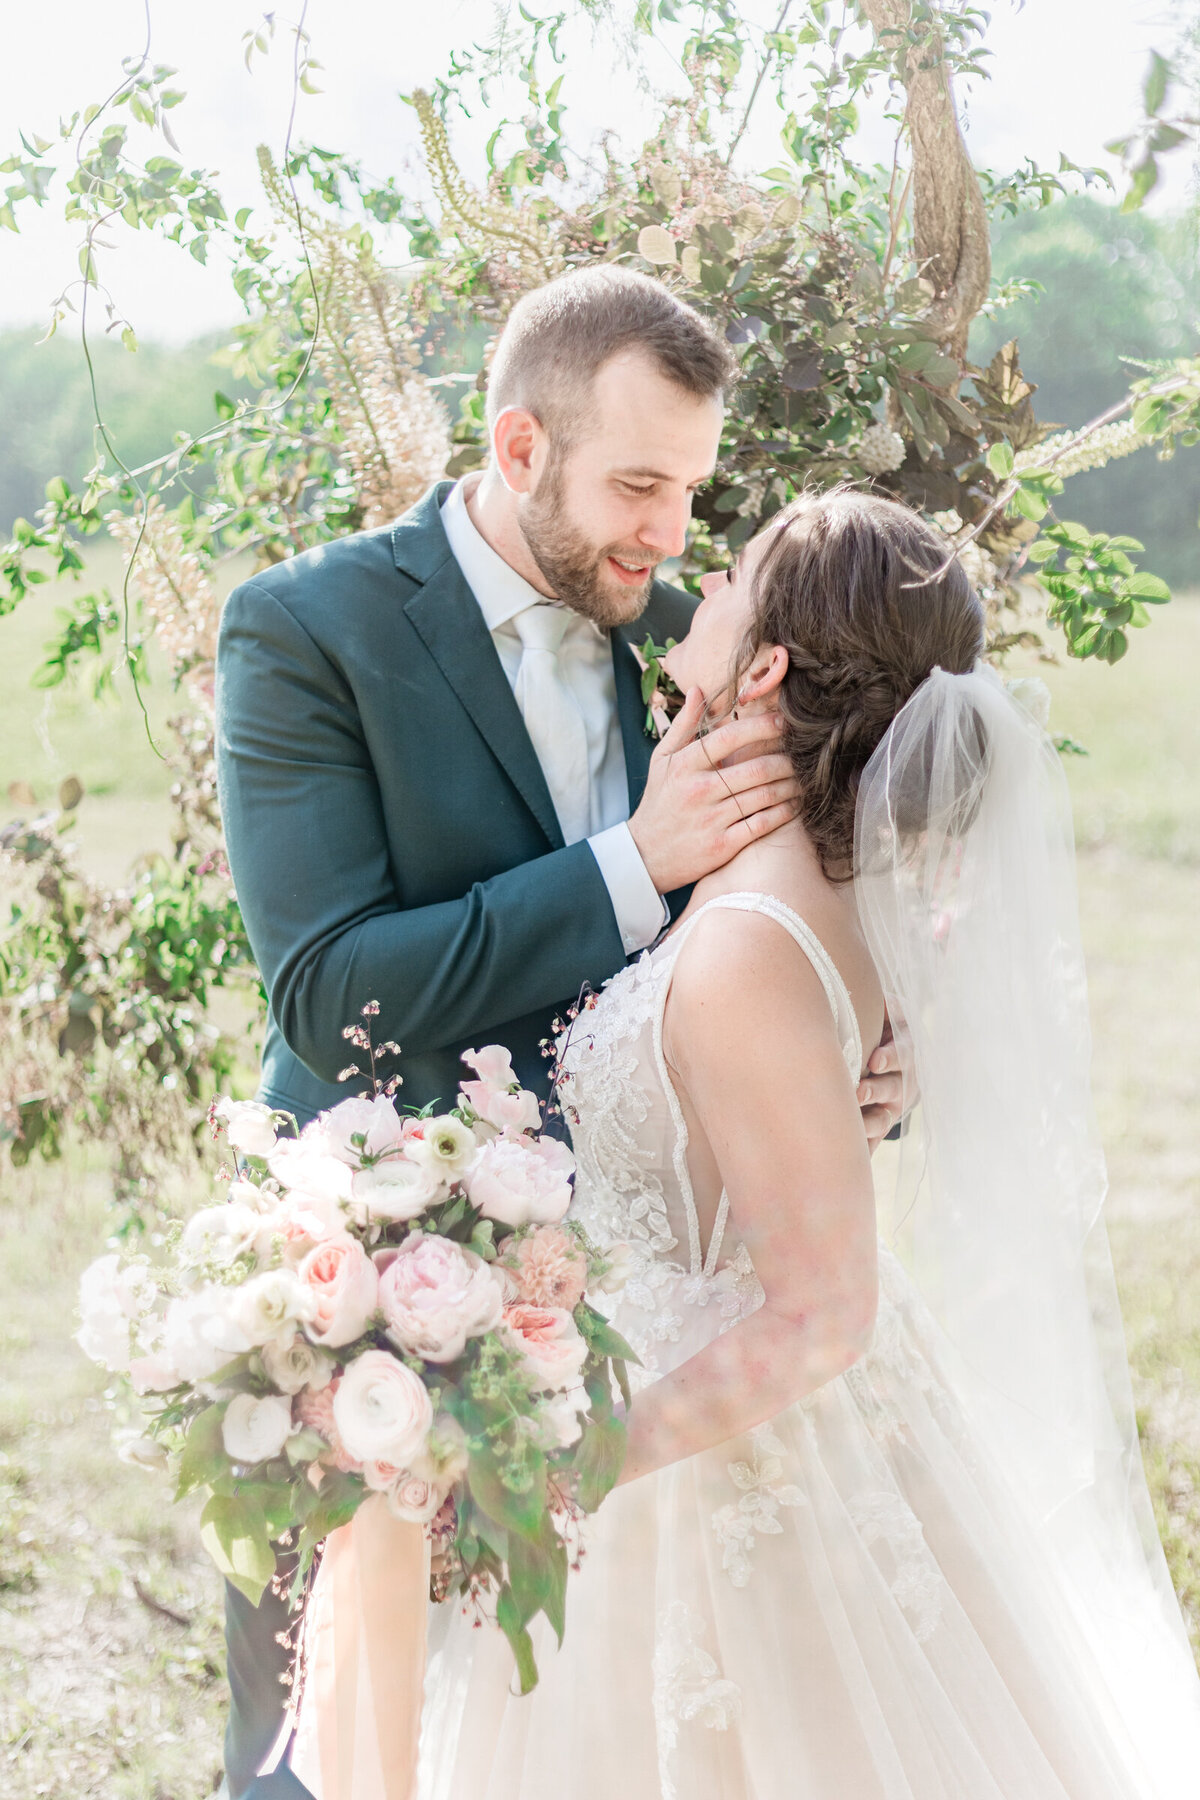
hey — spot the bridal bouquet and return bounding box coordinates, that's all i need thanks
[76,1007,634,1689]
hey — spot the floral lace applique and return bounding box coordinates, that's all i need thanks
[712,1422,806,1588]
[681,1240,765,1327]
[559,954,677,1263]
[651,1601,742,1800]
[846,1488,944,1643]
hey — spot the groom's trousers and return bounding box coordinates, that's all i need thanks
[223,1577,314,1800]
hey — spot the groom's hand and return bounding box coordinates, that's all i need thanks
[627,686,801,893]
[858,1016,910,1152]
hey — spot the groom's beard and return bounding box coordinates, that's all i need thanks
[520,463,659,630]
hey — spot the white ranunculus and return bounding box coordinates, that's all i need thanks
[215,1098,280,1158]
[261,1331,335,1396]
[537,1385,588,1450]
[332,1349,433,1467]
[161,1288,254,1384]
[403,1115,478,1181]
[348,1156,444,1225]
[229,1269,316,1347]
[116,1431,169,1470]
[181,1202,263,1269]
[221,1391,294,1464]
[76,1254,154,1372]
[595,1241,637,1295]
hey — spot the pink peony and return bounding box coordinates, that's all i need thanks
[507,1227,588,1310]
[317,1093,408,1165]
[298,1236,379,1348]
[266,1190,347,1263]
[500,1304,589,1392]
[268,1134,353,1206]
[295,1378,363,1473]
[379,1235,503,1364]
[465,1134,575,1229]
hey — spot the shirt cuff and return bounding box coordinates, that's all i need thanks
[587,822,670,956]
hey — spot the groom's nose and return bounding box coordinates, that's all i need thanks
[634,489,692,560]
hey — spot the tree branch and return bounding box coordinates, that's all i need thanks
[859,0,990,360]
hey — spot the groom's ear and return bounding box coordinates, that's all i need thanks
[492,406,545,494]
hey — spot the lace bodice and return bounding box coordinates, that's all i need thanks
[558,892,864,1384]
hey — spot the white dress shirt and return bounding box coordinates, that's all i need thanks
[440,478,667,955]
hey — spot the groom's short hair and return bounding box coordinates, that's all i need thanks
[486,266,735,445]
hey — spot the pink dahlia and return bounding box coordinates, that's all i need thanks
[508,1227,588,1311]
[295,1376,362,1474]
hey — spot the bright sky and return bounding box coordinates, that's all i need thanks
[0,0,1190,346]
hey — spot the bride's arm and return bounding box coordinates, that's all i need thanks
[615,910,878,1486]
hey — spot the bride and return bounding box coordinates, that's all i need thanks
[301,488,1200,1798]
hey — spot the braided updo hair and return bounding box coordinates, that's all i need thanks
[736,487,985,879]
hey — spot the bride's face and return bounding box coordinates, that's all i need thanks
[663,530,774,714]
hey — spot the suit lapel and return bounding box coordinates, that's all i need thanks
[404,556,564,851]
[611,623,655,813]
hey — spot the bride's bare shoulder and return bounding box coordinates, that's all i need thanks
[664,904,840,1046]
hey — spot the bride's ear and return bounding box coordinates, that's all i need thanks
[736,644,788,708]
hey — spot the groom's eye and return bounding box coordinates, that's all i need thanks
[618,481,655,496]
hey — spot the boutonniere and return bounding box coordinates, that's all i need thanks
[631,636,684,739]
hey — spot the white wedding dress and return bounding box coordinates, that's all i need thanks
[415,888,1200,1800]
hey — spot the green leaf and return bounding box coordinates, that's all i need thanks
[986,441,1014,480]
[496,1583,539,1693]
[1143,48,1170,117]
[1024,538,1059,565]
[176,1402,228,1499]
[575,1305,640,1366]
[507,1528,556,1630]
[1009,486,1048,523]
[199,1491,276,1604]
[468,1447,547,1542]
[921,353,960,389]
[1120,571,1171,603]
[572,1414,626,1513]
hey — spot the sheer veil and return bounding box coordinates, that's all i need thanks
[854,664,1200,1772]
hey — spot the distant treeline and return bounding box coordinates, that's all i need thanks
[971,196,1199,587]
[2,196,1197,584]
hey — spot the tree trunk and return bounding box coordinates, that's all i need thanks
[859,0,991,361]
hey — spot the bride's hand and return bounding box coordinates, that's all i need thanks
[627,686,801,893]
[858,1015,911,1152]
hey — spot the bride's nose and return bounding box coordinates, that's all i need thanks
[699,569,727,598]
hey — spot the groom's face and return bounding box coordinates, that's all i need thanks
[519,349,724,629]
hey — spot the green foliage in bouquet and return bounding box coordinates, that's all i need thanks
[3,0,1199,1194]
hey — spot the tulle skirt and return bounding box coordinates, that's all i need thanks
[414,1250,1200,1800]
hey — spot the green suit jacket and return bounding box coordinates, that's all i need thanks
[216,480,696,1133]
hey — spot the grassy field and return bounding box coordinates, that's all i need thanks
[0,564,1198,1797]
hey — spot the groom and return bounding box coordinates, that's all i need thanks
[215,265,903,1797]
